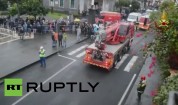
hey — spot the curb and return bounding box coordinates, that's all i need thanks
[0,37,88,84]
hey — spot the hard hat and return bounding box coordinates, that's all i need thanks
[40,46,44,50]
[141,75,146,80]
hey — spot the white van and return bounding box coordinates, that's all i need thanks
[127,12,142,22]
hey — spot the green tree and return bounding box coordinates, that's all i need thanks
[8,0,48,18]
[130,0,140,12]
[159,0,175,12]
[8,3,18,16]
[149,0,178,70]
[115,0,130,12]
[21,0,48,18]
[148,1,178,105]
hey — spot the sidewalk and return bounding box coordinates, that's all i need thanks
[0,33,87,80]
[124,56,161,105]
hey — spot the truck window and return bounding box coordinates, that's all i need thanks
[118,25,129,35]
[111,30,115,36]
[128,15,137,20]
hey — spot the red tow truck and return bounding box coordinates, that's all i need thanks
[83,21,135,70]
[95,11,122,23]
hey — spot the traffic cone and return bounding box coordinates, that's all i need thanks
[150,90,156,96]
[136,33,142,37]
[148,72,151,77]
[150,69,154,74]
[151,56,156,61]
[149,63,153,69]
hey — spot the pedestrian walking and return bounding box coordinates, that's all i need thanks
[58,31,63,47]
[39,46,46,67]
[54,31,58,46]
[23,22,28,36]
[77,26,81,41]
[63,31,67,48]
[87,24,92,38]
[137,75,147,101]
[95,32,102,43]
[19,27,24,40]
[135,17,139,31]
[51,31,56,47]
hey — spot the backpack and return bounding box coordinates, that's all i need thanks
[137,83,142,91]
[137,81,146,92]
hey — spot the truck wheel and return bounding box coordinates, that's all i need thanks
[123,46,128,54]
[113,59,118,68]
[113,54,119,68]
[118,53,123,61]
[127,43,130,51]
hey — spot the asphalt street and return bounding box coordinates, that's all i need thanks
[0,30,154,105]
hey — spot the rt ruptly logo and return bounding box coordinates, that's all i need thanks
[4,79,23,96]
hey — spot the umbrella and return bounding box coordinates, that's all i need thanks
[74,18,80,22]
[80,18,87,22]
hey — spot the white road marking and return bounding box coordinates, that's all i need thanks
[12,58,76,105]
[118,74,137,105]
[68,44,88,55]
[115,54,129,69]
[0,38,19,45]
[124,56,138,72]
[76,51,85,58]
[57,54,76,61]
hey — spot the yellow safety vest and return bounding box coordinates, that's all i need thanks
[39,49,45,57]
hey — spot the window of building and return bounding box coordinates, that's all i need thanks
[59,0,64,7]
[70,0,75,8]
[49,0,54,7]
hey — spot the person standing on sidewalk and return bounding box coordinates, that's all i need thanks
[39,46,46,67]
[135,17,139,31]
[58,31,63,47]
[54,31,58,46]
[63,31,67,48]
[77,26,81,41]
[137,75,147,101]
[51,31,56,47]
[19,26,24,40]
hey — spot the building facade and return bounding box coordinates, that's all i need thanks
[43,0,116,14]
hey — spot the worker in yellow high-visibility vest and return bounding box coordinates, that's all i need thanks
[39,46,46,67]
[137,75,147,101]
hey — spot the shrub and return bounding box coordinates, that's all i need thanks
[153,75,178,105]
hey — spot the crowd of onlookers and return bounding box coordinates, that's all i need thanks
[0,16,57,35]
[0,16,103,49]
[0,16,98,37]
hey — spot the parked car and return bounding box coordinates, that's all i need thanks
[127,12,142,23]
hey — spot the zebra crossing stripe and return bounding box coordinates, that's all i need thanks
[115,54,129,69]
[124,56,138,72]
[68,44,88,55]
[76,51,86,58]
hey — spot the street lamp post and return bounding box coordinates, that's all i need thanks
[129,4,132,13]
[50,0,54,13]
[7,1,10,9]
[16,0,20,18]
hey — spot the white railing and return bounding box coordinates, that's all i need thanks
[0,28,19,43]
